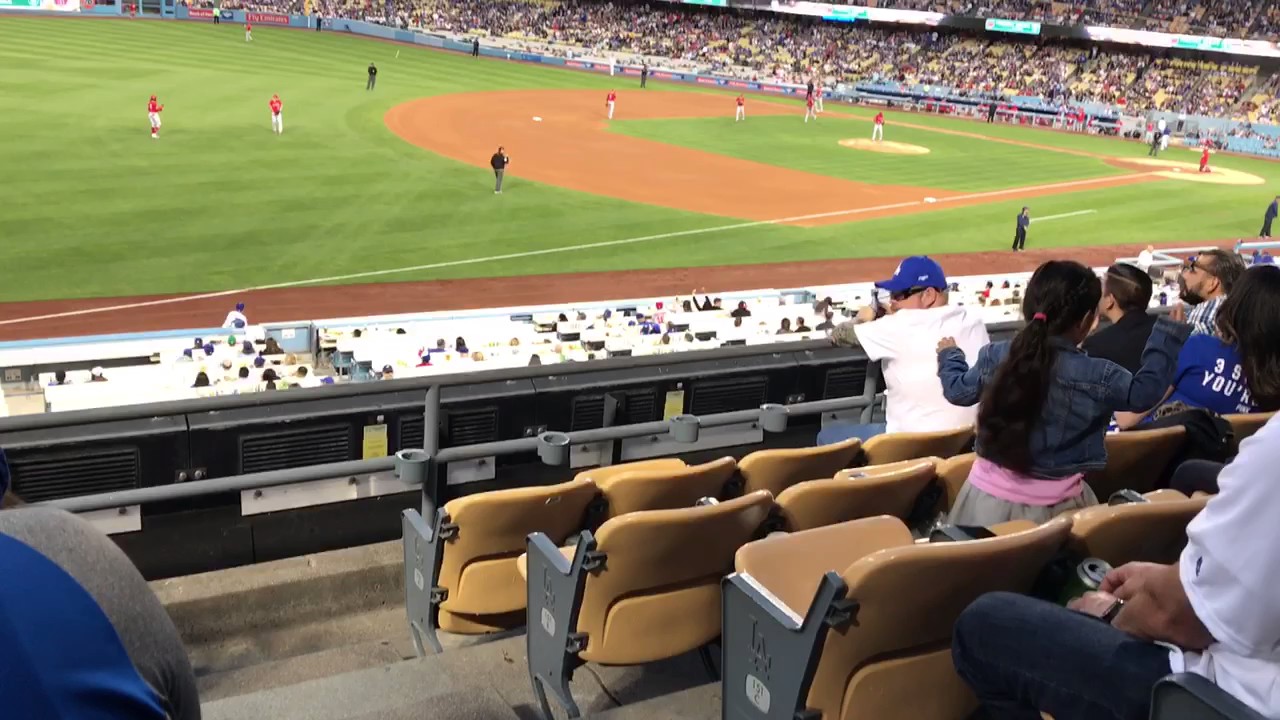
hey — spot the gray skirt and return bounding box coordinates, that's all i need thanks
[948,480,1099,527]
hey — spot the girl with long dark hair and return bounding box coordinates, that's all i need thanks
[937,260,1190,526]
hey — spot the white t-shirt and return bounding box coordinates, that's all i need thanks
[222,310,247,328]
[1157,118,1167,132]
[853,304,989,434]
[1169,413,1280,718]
[1136,249,1155,272]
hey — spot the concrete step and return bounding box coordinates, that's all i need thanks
[197,636,411,703]
[201,633,720,720]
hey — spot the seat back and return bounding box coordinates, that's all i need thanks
[438,477,598,618]
[861,426,974,465]
[936,452,977,511]
[812,518,1073,719]
[1069,493,1209,566]
[1090,427,1187,499]
[1223,411,1274,452]
[738,437,863,496]
[776,458,938,532]
[593,456,738,521]
[574,458,687,485]
[577,490,773,664]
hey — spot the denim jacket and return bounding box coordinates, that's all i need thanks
[936,316,1190,478]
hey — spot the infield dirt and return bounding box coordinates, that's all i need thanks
[384,90,1158,228]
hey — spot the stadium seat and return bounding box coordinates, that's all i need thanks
[520,490,774,719]
[588,456,738,523]
[935,452,976,512]
[722,515,1072,720]
[1223,411,1274,452]
[401,477,598,654]
[774,458,940,532]
[1068,490,1208,567]
[737,436,863,496]
[1151,673,1268,720]
[860,426,973,466]
[1088,427,1187,499]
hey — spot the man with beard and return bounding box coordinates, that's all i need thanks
[1176,248,1246,336]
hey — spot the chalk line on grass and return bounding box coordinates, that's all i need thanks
[1032,209,1098,223]
[0,172,1152,327]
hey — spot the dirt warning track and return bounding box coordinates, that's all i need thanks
[384,90,1159,227]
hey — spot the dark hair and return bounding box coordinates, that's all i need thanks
[238,367,250,379]
[1198,248,1247,294]
[455,336,467,350]
[1215,265,1280,410]
[54,370,66,384]
[193,372,210,388]
[1104,263,1153,313]
[977,261,1102,472]
[262,368,279,382]
[265,380,277,390]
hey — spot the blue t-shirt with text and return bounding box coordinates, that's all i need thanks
[1166,334,1255,415]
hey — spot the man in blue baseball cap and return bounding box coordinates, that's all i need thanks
[824,255,990,443]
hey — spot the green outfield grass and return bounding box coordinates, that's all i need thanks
[1,15,1277,304]
[608,115,1128,191]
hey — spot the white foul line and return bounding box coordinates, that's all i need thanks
[1032,209,1098,223]
[0,172,1151,327]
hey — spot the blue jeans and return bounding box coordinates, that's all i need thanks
[952,592,1171,720]
[816,422,886,446]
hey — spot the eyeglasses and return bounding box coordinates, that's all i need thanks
[1183,257,1216,277]
[890,287,930,302]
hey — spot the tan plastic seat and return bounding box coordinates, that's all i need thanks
[592,456,738,522]
[520,490,774,665]
[936,452,977,512]
[1089,426,1187,499]
[573,457,687,484]
[738,437,863,496]
[435,477,598,634]
[861,426,974,466]
[1068,491,1209,566]
[736,515,1072,720]
[1224,411,1274,451]
[775,458,939,532]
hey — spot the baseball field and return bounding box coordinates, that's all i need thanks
[1,15,1276,336]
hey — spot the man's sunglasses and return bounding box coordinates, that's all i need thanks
[889,286,930,302]
[1183,257,1216,276]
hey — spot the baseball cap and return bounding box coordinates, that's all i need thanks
[90,367,104,377]
[874,256,947,294]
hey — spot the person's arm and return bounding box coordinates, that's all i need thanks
[1103,317,1190,412]
[936,340,992,407]
[1114,386,1173,430]
[1100,562,1214,651]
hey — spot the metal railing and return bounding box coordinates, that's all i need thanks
[44,391,877,515]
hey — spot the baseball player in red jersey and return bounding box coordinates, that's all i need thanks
[814,81,824,113]
[804,95,816,123]
[269,94,283,135]
[606,90,617,120]
[147,94,164,139]
[1200,145,1212,173]
[735,94,745,122]
[244,21,252,42]
[872,111,884,142]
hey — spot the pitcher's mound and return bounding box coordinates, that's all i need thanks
[1113,158,1264,186]
[838,139,931,155]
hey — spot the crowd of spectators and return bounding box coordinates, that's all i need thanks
[190,0,1274,119]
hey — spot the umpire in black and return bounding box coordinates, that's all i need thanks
[367,62,377,90]
[640,63,648,88]
[1013,206,1030,251]
[491,146,509,194]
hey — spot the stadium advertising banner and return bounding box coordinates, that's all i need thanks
[1084,25,1280,58]
[187,7,212,17]
[0,0,80,10]
[245,10,288,24]
[768,1,943,26]
[984,18,1040,35]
